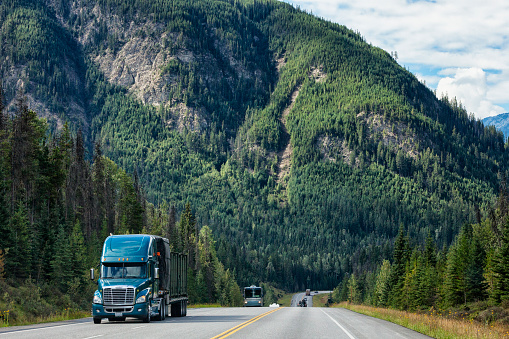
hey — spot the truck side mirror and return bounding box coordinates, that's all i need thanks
[155,268,159,279]
[90,268,95,280]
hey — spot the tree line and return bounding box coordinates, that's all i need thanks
[334,185,509,310]
[0,84,242,323]
[3,0,509,299]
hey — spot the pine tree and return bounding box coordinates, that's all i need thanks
[180,202,197,267]
[491,218,509,303]
[347,273,361,304]
[69,219,86,279]
[466,236,487,302]
[443,224,473,307]
[374,259,391,306]
[166,204,179,250]
[5,201,31,280]
[51,225,72,292]
[93,141,106,228]
[388,223,409,308]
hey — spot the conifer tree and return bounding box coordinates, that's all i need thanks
[388,223,409,308]
[491,218,509,303]
[443,224,472,307]
[6,201,31,280]
[51,225,72,291]
[347,273,361,304]
[166,204,179,250]
[466,236,487,302]
[374,259,391,306]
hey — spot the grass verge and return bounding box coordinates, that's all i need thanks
[188,303,222,308]
[312,293,332,308]
[276,291,294,307]
[338,302,509,339]
[0,309,90,327]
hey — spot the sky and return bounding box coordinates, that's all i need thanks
[281,0,509,119]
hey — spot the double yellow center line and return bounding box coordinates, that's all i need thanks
[210,307,283,339]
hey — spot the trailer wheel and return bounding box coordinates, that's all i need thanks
[93,317,101,324]
[182,300,187,317]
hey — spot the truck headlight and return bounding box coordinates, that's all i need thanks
[93,292,102,304]
[136,288,150,304]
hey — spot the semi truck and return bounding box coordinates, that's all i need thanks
[91,234,188,323]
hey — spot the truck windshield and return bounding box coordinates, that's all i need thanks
[102,263,147,279]
[244,288,262,298]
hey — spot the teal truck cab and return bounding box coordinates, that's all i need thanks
[91,234,188,323]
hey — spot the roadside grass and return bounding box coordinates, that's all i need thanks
[188,303,222,308]
[337,302,509,339]
[312,293,331,308]
[0,309,90,327]
[276,291,294,307]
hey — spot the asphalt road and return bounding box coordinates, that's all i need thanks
[290,290,333,307]
[0,306,431,339]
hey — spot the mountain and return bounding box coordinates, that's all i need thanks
[483,113,509,139]
[1,0,508,291]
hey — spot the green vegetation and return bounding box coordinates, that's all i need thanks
[0,0,86,131]
[332,188,509,329]
[340,303,509,339]
[77,0,506,294]
[0,89,242,325]
[2,0,509,324]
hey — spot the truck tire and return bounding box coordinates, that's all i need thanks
[157,300,165,321]
[182,301,187,316]
[143,306,151,323]
[93,317,101,324]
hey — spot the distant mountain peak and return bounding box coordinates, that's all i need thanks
[483,113,509,138]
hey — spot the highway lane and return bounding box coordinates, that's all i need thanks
[223,307,432,339]
[0,307,431,339]
[291,290,332,307]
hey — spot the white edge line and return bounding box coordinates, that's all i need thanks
[83,335,104,339]
[319,308,356,339]
[0,322,84,336]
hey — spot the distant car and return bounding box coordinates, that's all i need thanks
[314,291,319,294]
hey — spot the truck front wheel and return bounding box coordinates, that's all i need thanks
[143,306,151,323]
[93,317,101,324]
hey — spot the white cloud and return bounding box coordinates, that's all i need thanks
[436,68,505,119]
[282,0,509,118]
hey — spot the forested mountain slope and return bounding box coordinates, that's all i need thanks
[1,0,508,292]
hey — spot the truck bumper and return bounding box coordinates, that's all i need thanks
[244,299,262,307]
[92,302,149,320]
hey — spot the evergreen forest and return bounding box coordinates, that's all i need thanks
[1,0,509,321]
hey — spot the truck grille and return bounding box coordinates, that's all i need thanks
[103,287,135,305]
